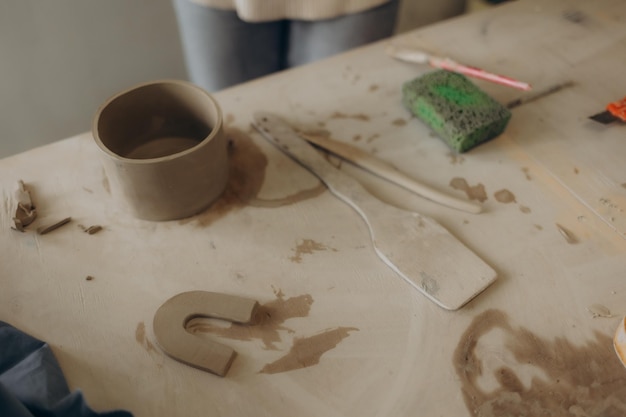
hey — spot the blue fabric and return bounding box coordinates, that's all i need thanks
[0,321,132,417]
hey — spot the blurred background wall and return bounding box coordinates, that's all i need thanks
[0,0,485,158]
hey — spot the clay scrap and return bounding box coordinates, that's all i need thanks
[85,225,103,234]
[79,224,103,235]
[12,180,37,231]
[10,180,73,235]
[37,217,72,235]
[153,291,259,377]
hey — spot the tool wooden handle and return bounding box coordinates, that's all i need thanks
[301,134,482,214]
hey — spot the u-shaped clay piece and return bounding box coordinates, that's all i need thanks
[153,291,259,377]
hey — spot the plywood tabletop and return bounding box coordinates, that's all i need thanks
[2,0,626,415]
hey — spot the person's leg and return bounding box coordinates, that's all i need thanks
[172,0,287,91]
[286,0,400,68]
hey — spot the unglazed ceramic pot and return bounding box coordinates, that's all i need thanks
[92,80,228,221]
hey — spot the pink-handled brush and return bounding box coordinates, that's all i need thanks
[387,45,531,91]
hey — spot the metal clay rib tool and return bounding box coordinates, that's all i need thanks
[253,112,497,311]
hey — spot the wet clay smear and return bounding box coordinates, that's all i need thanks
[181,128,327,226]
[450,177,488,202]
[260,327,358,374]
[494,189,516,204]
[454,309,626,416]
[135,322,157,353]
[187,289,314,350]
[290,238,337,263]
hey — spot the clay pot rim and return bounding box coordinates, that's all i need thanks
[92,79,223,164]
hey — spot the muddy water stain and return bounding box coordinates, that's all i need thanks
[187,290,314,350]
[290,238,337,263]
[180,128,324,227]
[494,189,516,204]
[450,177,488,202]
[454,309,626,416]
[519,205,531,214]
[260,327,359,374]
[369,84,379,92]
[392,118,407,126]
[178,128,267,227]
[522,167,532,180]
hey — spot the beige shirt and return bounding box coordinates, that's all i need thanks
[189,0,392,22]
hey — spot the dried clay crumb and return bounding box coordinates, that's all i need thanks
[12,180,37,231]
[85,225,103,235]
[37,217,72,235]
[86,275,95,281]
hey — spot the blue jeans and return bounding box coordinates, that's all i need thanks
[172,0,400,91]
[0,321,132,417]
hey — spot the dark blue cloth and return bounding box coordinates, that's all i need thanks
[0,321,132,417]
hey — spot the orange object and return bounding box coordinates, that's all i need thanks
[606,97,626,121]
[589,96,626,124]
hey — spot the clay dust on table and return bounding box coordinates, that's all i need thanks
[454,309,626,416]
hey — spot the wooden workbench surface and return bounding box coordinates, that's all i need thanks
[2,0,625,415]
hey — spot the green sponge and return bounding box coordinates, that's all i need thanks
[402,70,511,153]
